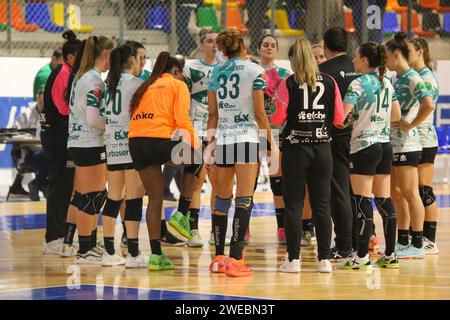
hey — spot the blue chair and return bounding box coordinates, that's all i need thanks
[436,125,449,153]
[444,13,450,33]
[383,11,400,34]
[25,3,64,32]
[146,6,171,33]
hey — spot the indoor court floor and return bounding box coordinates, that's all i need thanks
[1,188,450,300]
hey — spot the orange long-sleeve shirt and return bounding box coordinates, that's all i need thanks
[129,73,200,148]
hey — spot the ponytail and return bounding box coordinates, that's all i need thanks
[106,44,137,100]
[386,32,409,61]
[359,42,388,88]
[377,45,387,88]
[65,39,86,104]
[77,35,114,80]
[129,51,181,116]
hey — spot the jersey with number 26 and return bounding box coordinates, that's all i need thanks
[208,58,266,145]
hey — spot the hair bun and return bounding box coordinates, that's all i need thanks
[62,30,77,42]
[394,32,407,43]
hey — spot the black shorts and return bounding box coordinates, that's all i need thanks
[107,163,135,171]
[392,151,422,167]
[350,143,392,175]
[68,146,106,167]
[215,142,259,167]
[129,137,181,170]
[419,147,438,164]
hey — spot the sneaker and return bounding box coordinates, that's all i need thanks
[369,235,379,251]
[330,247,352,260]
[318,259,332,273]
[277,228,286,244]
[396,244,425,259]
[278,257,300,273]
[338,253,372,270]
[102,252,126,266]
[120,236,128,249]
[41,238,63,255]
[92,245,104,255]
[395,242,409,254]
[77,249,102,264]
[310,227,316,242]
[161,230,187,247]
[169,211,193,240]
[301,231,312,247]
[375,253,399,269]
[225,258,253,277]
[148,254,175,271]
[60,243,77,257]
[244,228,250,245]
[125,253,147,268]
[209,255,228,273]
[423,237,439,255]
[97,240,105,248]
[208,231,231,246]
[28,180,40,201]
[188,230,204,248]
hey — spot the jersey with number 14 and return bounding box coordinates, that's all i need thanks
[208,58,266,145]
[104,73,143,165]
[344,73,397,154]
[184,59,216,138]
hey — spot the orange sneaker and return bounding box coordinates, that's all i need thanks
[209,255,228,273]
[225,258,253,277]
[369,235,379,251]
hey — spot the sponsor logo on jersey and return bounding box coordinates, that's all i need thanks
[107,150,129,158]
[131,112,154,121]
[340,71,360,78]
[400,154,407,162]
[316,127,328,139]
[370,115,384,122]
[298,111,326,122]
[114,130,128,140]
[71,123,82,131]
[218,101,237,110]
[234,113,250,123]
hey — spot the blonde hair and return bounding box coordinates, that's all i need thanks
[288,37,319,91]
[77,35,114,79]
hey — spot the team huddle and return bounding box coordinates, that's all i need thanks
[40,26,439,277]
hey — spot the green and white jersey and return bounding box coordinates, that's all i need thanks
[184,59,217,138]
[137,69,151,81]
[344,73,397,154]
[417,66,439,148]
[390,68,431,153]
[68,68,105,148]
[104,73,143,165]
[208,58,266,145]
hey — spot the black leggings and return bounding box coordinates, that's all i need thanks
[282,143,333,261]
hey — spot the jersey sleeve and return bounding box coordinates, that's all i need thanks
[252,65,266,91]
[343,78,362,106]
[51,68,70,116]
[86,78,104,109]
[183,65,193,92]
[270,77,289,126]
[207,67,217,92]
[410,75,431,103]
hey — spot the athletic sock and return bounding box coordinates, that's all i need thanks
[160,219,168,238]
[64,223,77,245]
[189,208,200,230]
[398,229,410,246]
[150,239,162,255]
[411,231,423,248]
[275,208,285,229]
[229,207,251,260]
[91,228,98,249]
[212,214,227,256]
[122,222,127,239]
[79,235,92,254]
[423,221,437,242]
[374,197,397,256]
[178,196,191,215]
[353,195,373,258]
[104,236,115,255]
[128,238,139,257]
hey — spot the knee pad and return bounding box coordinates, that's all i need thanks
[184,162,203,178]
[102,198,122,219]
[70,192,82,209]
[419,185,436,207]
[79,191,108,215]
[214,196,232,214]
[124,198,143,222]
[269,176,282,196]
[374,197,396,220]
[235,196,254,214]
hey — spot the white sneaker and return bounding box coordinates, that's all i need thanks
[77,249,102,264]
[125,253,147,268]
[102,252,126,266]
[338,253,372,270]
[42,238,63,255]
[301,231,312,247]
[278,257,301,273]
[59,243,77,257]
[188,230,204,248]
[209,231,231,246]
[92,245,104,255]
[318,259,332,273]
[423,237,439,255]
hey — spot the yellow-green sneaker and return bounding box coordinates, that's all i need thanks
[375,253,399,269]
[169,211,193,240]
[148,254,175,271]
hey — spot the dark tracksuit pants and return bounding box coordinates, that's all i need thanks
[330,134,354,254]
[41,130,74,243]
[282,143,333,261]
